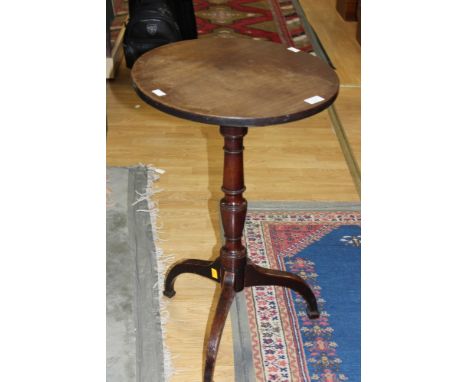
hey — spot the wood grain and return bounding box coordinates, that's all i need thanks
[300,0,360,86]
[333,87,361,167]
[131,37,339,126]
[336,0,358,21]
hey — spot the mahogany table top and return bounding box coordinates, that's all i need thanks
[131,37,339,127]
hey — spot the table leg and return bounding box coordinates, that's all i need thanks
[244,260,320,319]
[203,272,236,382]
[203,126,249,381]
[218,126,248,290]
[163,258,221,298]
[163,125,319,381]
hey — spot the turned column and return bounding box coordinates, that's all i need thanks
[219,126,248,291]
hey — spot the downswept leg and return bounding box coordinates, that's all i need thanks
[203,272,236,382]
[163,258,221,298]
[244,260,319,319]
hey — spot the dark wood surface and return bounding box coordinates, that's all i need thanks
[336,0,358,21]
[131,37,339,126]
[356,0,361,44]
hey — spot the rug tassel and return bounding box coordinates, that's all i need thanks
[136,164,174,381]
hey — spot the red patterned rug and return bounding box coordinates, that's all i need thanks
[113,0,331,62]
[231,203,361,382]
[194,0,321,54]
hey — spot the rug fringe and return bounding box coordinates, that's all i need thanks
[135,164,175,381]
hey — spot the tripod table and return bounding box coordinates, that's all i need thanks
[131,37,340,382]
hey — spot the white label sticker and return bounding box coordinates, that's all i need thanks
[287,47,301,53]
[152,89,166,97]
[304,95,325,105]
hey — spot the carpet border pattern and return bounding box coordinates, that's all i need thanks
[231,201,360,382]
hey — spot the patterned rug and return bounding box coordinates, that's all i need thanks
[112,0,331,64]
[194,0,332,64]
[231,202,360,382]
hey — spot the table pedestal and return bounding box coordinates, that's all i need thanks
[163,126,320,381]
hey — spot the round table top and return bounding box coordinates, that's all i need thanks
[131,37,339,127]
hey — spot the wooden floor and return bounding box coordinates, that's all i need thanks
[106,0,360,380]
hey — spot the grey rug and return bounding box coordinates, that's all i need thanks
[107,166,171,382]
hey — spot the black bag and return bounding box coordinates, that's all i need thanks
[169,0,198,40]
[123,0,197,68]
